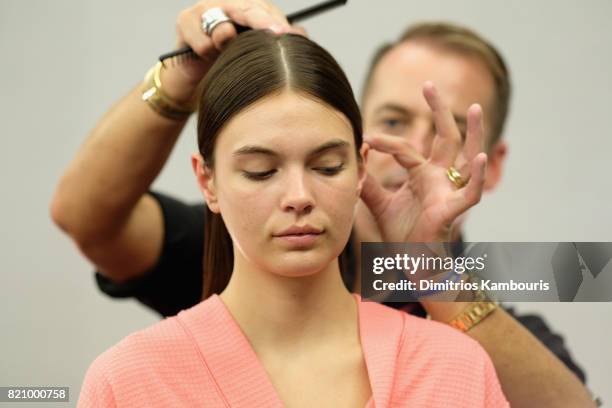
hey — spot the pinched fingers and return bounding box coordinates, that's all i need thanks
[423,82,463,168]
[359,173,392,219]
[364,132,425,170]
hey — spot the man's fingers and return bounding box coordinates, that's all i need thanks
[446,153,487,220]
[451,104,484,181]
[180,2,291,57]
[225,4,290,33]
[289,24,308,37]
[463,152,487,206]
[359,173,392,218]
[210,21,238,50]
[423,82,463,168]
[464,104,485,161]
[364,133,425,170]
[457,161,471,183]
[177,8,217,58]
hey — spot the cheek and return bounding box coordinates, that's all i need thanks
[314,172,360,238]
[215,177,276,244]
[216,168,361,250]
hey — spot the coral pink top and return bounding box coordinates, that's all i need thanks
[79,295,508,407]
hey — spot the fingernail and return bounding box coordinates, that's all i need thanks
[468,104,482,115]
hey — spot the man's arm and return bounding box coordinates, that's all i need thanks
[51,85,185,282]
[50,1,291,282]
[94,193,206,317]
[423,301,596,407]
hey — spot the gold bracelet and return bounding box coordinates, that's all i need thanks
[141,62,195,121]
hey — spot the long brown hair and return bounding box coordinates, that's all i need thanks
[197,30,362,299]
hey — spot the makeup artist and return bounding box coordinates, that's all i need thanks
[51,1,595,406]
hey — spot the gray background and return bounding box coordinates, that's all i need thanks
[1,0,610,406]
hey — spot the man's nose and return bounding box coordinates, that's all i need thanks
[406,121,435,157]
[280,169,314,215]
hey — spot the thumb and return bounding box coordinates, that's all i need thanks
[360,173,391,218]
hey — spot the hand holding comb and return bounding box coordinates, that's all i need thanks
[159,0,347,65]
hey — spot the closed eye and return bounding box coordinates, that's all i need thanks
[313,163,345,176]
[242,163,345,181]
[242,169,276,181]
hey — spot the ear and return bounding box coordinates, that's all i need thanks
[356,142,370,196]
[483,140,508,192]
[191,153,220,213]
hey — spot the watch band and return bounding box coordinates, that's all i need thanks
[447,270,498,332]
[448,300,498,332]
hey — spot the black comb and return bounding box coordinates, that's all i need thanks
[158,0,347,65]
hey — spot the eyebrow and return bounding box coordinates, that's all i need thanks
[232,139,350,158]
[375,103,467,128]
[374,103,413,117]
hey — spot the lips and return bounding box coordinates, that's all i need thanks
[273,225,324,248]
[274,225,323,237]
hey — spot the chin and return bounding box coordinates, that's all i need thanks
[268,250,337,278]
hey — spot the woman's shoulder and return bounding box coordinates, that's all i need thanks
[358,299,484,357]
[393,308,509,407]
[358,300,508,407]
[84,298,217,383]
[78,298,227,406]
[400,313,490,370]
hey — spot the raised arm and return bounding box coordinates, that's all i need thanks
[50,0,291,282]
[361,82,595,407]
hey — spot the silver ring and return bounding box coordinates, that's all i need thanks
[201,7,232,36]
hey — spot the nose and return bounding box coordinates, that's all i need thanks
[280,168,315,215]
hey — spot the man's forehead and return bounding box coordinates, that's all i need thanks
[366,41,496,114]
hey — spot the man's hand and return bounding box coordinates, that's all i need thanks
[360,81,487,243]
[163,0,293,103]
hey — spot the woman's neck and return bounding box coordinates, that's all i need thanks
[219,253,358,353]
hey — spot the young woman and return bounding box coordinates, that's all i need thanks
[78,31,508,407]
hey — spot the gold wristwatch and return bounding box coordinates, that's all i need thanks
[141,62,195,121]
[448,272,498,332]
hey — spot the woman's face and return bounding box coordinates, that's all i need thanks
[196,90,366,278]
